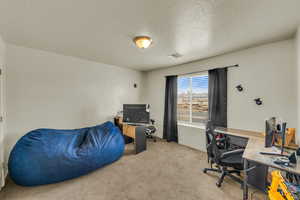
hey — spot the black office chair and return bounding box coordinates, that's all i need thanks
[203,121,244,187]
[145,119,156,142]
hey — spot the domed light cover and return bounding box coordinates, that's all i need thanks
[133,36,152,49]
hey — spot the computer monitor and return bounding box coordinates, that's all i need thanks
[265,118,276,148]
[123,104,150,124]
[280,122,287,155]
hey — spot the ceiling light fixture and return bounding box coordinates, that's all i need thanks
[133,36,152,49]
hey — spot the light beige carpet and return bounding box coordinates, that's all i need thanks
[0,140,265,200]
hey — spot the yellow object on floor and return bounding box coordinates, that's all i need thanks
[268,170,295,200]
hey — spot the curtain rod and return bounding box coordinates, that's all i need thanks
[174,64,239,77]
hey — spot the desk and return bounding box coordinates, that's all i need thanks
[114,117,147,154]
[215,127,263,140]
[215,127,300,200]
[122,123,147,154]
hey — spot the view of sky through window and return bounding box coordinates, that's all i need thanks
[178,75,208,94]
[177,75,209,125]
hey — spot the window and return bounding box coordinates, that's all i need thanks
[177,73,208,125]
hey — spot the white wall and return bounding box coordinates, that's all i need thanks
[143,39,297,151]
[0,35,6,189]
[5,44,143,162]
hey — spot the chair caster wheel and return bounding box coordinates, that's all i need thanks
[216,183,221,187]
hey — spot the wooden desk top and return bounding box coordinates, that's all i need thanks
[215,127,300,175]
[244,138,300,175]
[215,127,264,140]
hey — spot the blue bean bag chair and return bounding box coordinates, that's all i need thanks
[8,121,124,186]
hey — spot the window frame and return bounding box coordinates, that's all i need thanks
[177,72,208,126]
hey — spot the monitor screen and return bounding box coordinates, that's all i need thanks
[123,104,150,124]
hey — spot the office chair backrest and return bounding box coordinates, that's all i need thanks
[205,121,222,164]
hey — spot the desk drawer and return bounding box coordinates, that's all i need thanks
[123,125,136,139]
[248,161,268,192]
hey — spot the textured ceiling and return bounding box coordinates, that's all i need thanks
[0,0,300,71]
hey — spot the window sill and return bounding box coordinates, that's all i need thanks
[178,123,206,130]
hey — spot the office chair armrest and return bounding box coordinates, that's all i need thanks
[220,149,244,159]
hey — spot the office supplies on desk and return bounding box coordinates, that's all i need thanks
[274,157,291,167]
[267,152,297,167]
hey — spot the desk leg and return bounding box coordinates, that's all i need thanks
[243,159,249,200]
[135,127,147,154]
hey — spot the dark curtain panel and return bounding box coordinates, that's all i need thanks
[163,75,178,142]
[208,68,227,127]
